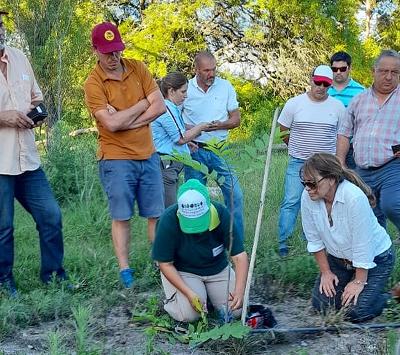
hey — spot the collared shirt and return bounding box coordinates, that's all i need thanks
[328,78,365,107]
[0,46,43,175]
[338,86,400,168]
[151,99,190,155]
[301,180,391,269]
[278,93,345,160]
[84,58,158,160]
[182,76,239,143]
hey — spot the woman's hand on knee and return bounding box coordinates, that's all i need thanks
[342,281,365,307]
[319,271,339,298]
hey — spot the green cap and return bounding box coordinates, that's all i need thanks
[177,179,211,233]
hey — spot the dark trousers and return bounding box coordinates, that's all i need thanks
[160,159,183,208]
[0,168,65,283]
[312,247,395,322]
[356,158,400,232]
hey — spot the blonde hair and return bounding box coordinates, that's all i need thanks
[301,153,376,207]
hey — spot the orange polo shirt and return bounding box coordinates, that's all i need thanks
[84,58,158,160]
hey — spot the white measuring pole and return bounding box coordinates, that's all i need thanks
[241,107,280,325]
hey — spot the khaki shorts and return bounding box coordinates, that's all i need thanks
[161,266,241,322]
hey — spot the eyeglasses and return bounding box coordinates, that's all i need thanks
[300,177,326,189]
[331,66,348,73]
[313,80,331,88]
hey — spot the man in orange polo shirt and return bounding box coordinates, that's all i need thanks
[84,22,166,288]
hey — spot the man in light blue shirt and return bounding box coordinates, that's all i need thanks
[182,51,244,241]
[328,51,364,169]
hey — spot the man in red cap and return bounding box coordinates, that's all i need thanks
[0,9,67,296]
[84,22,166,288]
[277,65,345,257]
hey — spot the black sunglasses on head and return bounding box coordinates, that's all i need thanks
[331,66,348,73]
[313,80,331,88]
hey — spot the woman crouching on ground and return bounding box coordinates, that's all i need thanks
[152,179,249,322]
[300,152,394,322]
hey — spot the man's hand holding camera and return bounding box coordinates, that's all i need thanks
[0,110,34,128]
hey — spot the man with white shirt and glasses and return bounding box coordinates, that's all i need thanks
[277,65,345,257]
[328,51,364,169]
[182,51,244,241]
[337,49,400,239]
[0,10,66,296]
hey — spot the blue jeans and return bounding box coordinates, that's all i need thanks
[0,168,65,283]
[356,158,400,232]
[312,247,395,322]
[278,157,305,246]
[184,147,244,241]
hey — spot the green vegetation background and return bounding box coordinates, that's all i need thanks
[1,0,400,352]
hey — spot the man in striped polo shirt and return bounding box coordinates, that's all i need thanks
[337,49,400,239]
[328,51,365,169]
[277,65,345,257]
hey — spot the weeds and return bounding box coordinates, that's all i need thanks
[1,128,398,352]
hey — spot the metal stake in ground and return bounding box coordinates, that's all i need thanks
[241,107,280,325]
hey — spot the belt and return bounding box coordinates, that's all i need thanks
[364,158,396,171]
[329,254,354,270]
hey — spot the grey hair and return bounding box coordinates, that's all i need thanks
[373,49,400,68]
[194,51,215,68]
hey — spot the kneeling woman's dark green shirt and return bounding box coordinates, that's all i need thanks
[152,201,244,276]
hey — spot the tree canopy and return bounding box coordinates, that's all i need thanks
[1,0,399,137]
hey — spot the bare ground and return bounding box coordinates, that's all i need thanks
[0,293,397,355]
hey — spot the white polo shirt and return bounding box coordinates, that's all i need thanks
[182,76,239,143]
[301,180,392,269]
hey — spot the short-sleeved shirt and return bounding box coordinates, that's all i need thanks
[328,79,365,107]
[278,93,345,160]
[151,99,190,155]
[338,86,400,168]
[0,46,43,175]
[301,179,391,269]
[182,77,239,143]
[84,58,158,160]
[152,201,244,276]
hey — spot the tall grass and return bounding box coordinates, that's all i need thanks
[2,124,399,350]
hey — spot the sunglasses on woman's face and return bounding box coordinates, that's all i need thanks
[313,80,331,88]
[331,66,348,73]
[300,177,326,189]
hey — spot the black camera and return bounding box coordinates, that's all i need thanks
[27,103,48,124]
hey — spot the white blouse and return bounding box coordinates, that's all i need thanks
[301,180,392,269]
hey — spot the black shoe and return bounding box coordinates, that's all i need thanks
[0,277,18,298]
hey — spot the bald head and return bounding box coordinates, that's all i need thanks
[194,51,215,69]
[194,51,217,91]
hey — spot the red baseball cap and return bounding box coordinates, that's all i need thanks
[312,65,333,85]
[91,22,125,54]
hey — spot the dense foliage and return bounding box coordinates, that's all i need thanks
[1,0,400,138]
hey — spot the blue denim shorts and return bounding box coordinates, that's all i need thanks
[99,153,165,220]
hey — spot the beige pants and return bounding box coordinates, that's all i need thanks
[161,266,241,322]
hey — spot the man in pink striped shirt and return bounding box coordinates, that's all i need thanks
[0,10,66,297]
[337,49,400,237]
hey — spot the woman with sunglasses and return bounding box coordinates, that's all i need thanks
[152,72,209,207]
[301,153,394,322]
